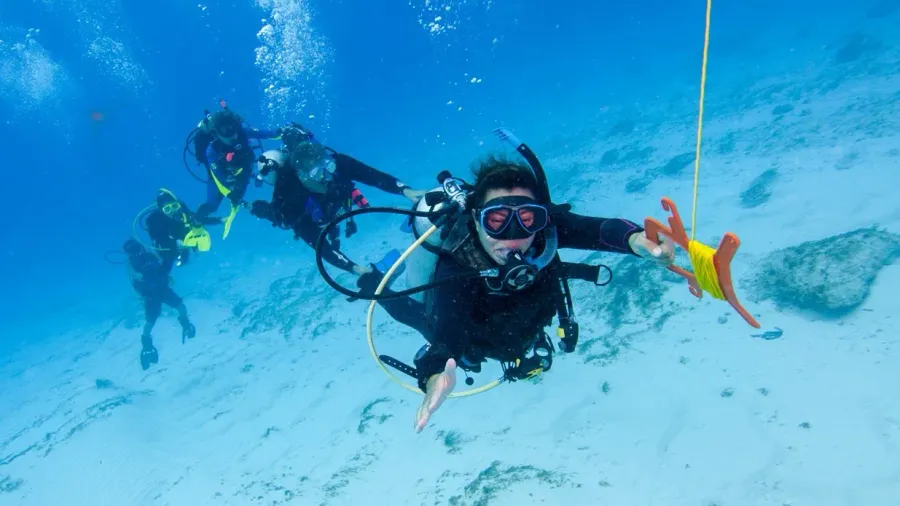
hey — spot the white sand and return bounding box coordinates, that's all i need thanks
[3,19,900,506]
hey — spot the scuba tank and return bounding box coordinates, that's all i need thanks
[406,186,452,302]
[256,149,286,186]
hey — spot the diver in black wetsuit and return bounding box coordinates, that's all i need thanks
[355,151,675,433]
[250,125,426,275]
[123,239,197,370]
[145,189,222,270]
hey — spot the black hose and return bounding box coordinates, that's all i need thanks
[183,128,210,183]
[314,206,484,300]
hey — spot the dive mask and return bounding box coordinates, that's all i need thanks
[477,196,549,240]
[292,142,335,189]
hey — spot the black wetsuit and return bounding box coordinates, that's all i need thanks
[126,249,190,339]
[145,208,220,271]
[251,152,409,273]
[369,211,644,390]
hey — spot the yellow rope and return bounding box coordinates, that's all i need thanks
[691,0,713,241]
[687,240,725,300]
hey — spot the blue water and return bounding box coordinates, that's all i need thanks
[2,0,900,503]
[0,0,858,329]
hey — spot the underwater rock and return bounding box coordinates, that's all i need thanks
[772,104,794,116]
[608,120,635,137]
[357,397,393,434]
[660,152,695,176]
[743,227,900,318]
[231,269,340,340]
[95,378,115,389]
[600,148,619,165]
[739,168,778,209]
[620,146,655,164]
[625,175,652,194]
[0,476,23,493]
[436,429,475,455]
[715,132,737,155]
[836,151,859,170]
[834,33,882,64]
[580,254,683,332]
[449,461,574,505]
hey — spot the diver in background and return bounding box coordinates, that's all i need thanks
[146,189,222,271]
[250,124,426,276]
[123,239,197,370]
[196,107,282,218]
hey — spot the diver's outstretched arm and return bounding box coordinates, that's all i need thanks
[334,153,413,196]
[553,210,644,255]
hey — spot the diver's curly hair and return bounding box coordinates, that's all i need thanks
[469,154,539,207]
[209,109,242,131]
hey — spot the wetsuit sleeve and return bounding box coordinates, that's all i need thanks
[292,217,358,273]
[553,209,644,256]
[333,153,408,195]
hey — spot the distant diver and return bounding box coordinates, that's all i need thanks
[140,188,222,269]
[195,103,282,221]
[122,239,197,370]
[250,123,426,276]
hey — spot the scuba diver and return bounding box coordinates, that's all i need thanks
[143,188,221,271]
[123,239,197,370]
[249,123,426,276]
[196,106,282,218]
[318,128,675,433]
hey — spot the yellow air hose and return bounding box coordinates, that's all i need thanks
[365,222,502,397]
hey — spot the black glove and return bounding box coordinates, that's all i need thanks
[251,200,272,220]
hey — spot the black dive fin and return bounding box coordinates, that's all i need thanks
[379,355,417,379]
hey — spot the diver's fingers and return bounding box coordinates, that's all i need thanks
[415,404,430,433]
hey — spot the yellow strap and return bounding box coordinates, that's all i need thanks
[691,0,713,240]
[208,165,232,197]
[687,240,725,300]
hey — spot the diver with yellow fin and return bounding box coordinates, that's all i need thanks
[137,188,221,270]
[249,123,427,277]
[315,128,675,432]
[195,103,282,238]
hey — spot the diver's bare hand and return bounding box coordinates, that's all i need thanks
[352,264,373,276]
[402,188,428,203]
[415,358,457,433]
[628,232,675,267]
